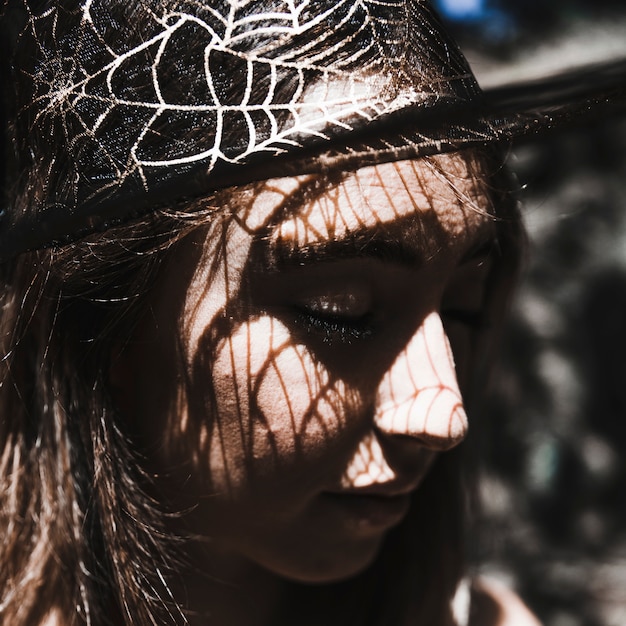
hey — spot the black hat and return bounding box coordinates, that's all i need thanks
[1,0,625,261]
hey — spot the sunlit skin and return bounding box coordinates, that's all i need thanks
[113,155,498,624]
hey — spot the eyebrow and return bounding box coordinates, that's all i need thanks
[263,224,497,271]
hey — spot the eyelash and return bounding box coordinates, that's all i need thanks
[295,308,374,344]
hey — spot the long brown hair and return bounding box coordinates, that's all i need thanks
[0,212,199,624]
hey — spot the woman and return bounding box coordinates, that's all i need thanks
[0,1,536,624]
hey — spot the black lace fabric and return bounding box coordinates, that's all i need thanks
[2,0,482,255]
[1,1,625,257]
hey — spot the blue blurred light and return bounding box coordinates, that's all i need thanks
[436,0,487,20]
[434,0,517,43]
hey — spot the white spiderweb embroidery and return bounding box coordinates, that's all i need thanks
[25,0,442,200]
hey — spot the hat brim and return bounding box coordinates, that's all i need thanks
[2,57,626,262]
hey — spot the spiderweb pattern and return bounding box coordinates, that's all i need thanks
[5,0,623,259]
[19,1,474,195]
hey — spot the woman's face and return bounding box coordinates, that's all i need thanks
[116,155,497,583]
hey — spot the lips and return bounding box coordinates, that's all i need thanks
[320,490,412,533]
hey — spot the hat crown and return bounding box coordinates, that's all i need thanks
[2,0,479,257]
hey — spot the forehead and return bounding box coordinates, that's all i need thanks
[238,154,494,256]
[176,154,496,358]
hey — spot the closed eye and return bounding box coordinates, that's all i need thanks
[294,289,375,344]
[294,307,374,344]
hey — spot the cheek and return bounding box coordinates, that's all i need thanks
[207,316,360,495]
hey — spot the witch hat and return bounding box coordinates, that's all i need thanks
[1,0,625,261]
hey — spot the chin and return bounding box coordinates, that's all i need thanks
[268,535,384,585]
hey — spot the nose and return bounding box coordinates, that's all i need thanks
[374,311,468,451]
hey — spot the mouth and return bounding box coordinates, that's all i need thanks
[320,491,412,534]
[317,448,436,534]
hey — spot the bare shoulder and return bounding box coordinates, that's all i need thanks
[470,577,542,626]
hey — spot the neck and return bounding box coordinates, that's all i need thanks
[170,542,286,626]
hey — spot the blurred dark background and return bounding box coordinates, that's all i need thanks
[476,120,626,626]
[433,0,626,52]
[433,2,626,625]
